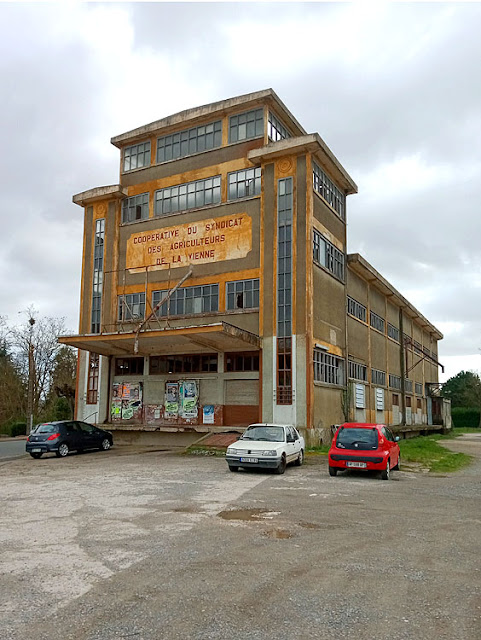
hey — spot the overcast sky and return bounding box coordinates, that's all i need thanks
[1,1,480,381]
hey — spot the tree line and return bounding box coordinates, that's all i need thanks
[0,312,77,435]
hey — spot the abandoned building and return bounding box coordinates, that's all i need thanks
[59,89,451,443]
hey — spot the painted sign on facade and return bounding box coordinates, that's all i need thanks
[126,213,252,271]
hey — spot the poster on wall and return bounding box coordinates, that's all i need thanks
[180,380,198,419]
[111,382,143,421]
[111,382,122,420]
[165,382,179,418]
[203,405,214,425]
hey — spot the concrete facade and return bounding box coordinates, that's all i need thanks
[60,89,448,444]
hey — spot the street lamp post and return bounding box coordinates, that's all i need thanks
[27,317,35,435]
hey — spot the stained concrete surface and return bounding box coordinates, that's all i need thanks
[1,436,480,640]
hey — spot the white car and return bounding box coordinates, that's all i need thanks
[226,423,305,474]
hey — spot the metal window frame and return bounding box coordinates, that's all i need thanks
[155,175,221,216]
[226,278,260,310]
[123,140,151,172]
[227,166,262,200]
[152,284,219,317]
[156,120,222,163]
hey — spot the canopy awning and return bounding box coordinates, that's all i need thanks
[59,322,261,357]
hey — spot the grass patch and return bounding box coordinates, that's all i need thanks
[185,445,226,457]
[306,445,330,455]
[399,435,472,473]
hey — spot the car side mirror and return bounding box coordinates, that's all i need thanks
[395,436,400,442]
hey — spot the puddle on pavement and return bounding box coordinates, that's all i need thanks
[264,528,293,539]
[218,508,271,521]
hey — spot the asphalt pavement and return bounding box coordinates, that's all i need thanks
[0,435,480,640]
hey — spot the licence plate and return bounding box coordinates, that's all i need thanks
[346,461,367,468]
[240,457,258,463]
[31,448,41,453]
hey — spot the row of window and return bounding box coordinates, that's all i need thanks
[357,386,423,411]
[118,279,260,321]
[115,352,259,376]
[121,167,261,223]
[313,229,344,281]
[123,108,290,173]
[347,297,435,357]
[312,162,346,220]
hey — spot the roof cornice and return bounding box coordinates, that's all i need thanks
[72,185,127,207]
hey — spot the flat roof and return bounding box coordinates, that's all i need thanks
[347,253,443,340]
[110,88,307,148]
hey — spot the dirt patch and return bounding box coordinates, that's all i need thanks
[218,508,271,521]
[264,528,293,539]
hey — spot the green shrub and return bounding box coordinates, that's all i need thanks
[10,422,27,437]
[451,407,480,429]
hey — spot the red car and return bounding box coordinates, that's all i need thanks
[328,423,401,480]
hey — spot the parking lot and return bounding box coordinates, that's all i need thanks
[1,436,480,640]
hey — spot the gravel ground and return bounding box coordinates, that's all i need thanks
[1,435,480,640]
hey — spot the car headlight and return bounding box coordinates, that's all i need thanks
[227,448,238,455]
[261,450,277,456]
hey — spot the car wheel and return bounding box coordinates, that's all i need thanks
[295,449,304,466]
[328,466,338,477]
[381,459,391,480]
[393,454,401,471]
[100,438,111,451]
[56,443,69,458]
[275,455,286,475]
[228,465,239,472]
[30,452,42,459]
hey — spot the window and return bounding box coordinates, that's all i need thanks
[227,167,261,200]
[123,141,151,172]
[312,161,345,220]
[405,396,412,408]
[417,398,422,410]
[415,382,423,395]
[313,350,344,385]
[226,279,259,310]
[392,393,400,406]
[157,121,222,163]
[370,311,385,333]
[313,229,344,281]
[268,111,291,142]
[115,357,144,376]
[347,297,367,323]
[375,388,384,411]
[349,360,367,381]
[355,383,366,409]
[122,193,149,224]
[150,354,217,374]
[229,108,264,143]
[277,177,293,405]
[155,176,221,216]
[372,369,386,386]
[91,218,104,334]
[405,379,413,393]
[118,293,145,321]
[388,323,400,342]
[225,352,259,372]
[389,374,401,390]
[153,284,219,317]
[413,340,422,354]
[86,353,99,405]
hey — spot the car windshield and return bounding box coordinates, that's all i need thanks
[33,424,58,434]
[241,426,285,442]
[337,428,378,450]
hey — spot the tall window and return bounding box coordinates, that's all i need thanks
[347,297,367,323]
[86,352,99,404]
[123,141,151,172]
[157,121,222,163]
[118,293,145,321]
[355,384,366,409]
[371,369,386,386]
[153,284,219,317]
[415,382,423,395]
[389,374,402,390]
[155,176,221,216]
[229,108,264,143]
[388,323,400,342]
[277,177,293,405]
[268,112,291,142]
[312,161,345,220]
[91,218,104,334]
[375,388,384,411]
[313,229,344,281]
[227,167,261,200]
[313,350,344,385]
[226,279,259,310]
[122,193,149,224]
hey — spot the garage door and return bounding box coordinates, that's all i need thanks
[224,379,259,426]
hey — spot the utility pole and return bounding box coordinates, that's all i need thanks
[27,316,35,435]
